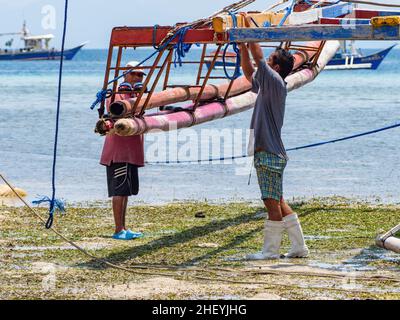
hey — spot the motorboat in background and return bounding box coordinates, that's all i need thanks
[0,21,85,61]
[324,41,396,70]
[205,40,396,71]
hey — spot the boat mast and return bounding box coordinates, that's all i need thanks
[21,21,30,38]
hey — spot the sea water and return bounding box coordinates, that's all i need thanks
[1,47,399,204]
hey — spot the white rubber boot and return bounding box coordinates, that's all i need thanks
[246,220,284,260]
[283,213,309,258]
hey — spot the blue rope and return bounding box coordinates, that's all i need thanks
[222,11,241,80]
[91,26,194,109]
[173,26,193,67]
[278,0,297,27]
[228,10,238,28]
[222,42,241,80]
[286,121,400,151]
[90,89,112,110]
[32,196,65,217]
[145,121,400,164]
[33,0,68,228]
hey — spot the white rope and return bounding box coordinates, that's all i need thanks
[264,0,290,12]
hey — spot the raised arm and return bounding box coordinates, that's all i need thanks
[248,42,265,67]
[242,14,265,67]
[239,43,254,83]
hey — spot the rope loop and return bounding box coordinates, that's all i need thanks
[222,10,241,80]
[32,196,65,229]
[222,42,242,80]
[91,89,113,110]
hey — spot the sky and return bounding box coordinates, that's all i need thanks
[0,0,397,49]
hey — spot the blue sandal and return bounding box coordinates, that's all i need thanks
[112,230,130,240]
[126,229,143,239]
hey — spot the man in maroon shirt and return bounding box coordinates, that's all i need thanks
[100,61,146,240]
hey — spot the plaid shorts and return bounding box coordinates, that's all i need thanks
[254,151,287,201]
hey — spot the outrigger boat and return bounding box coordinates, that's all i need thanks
[325,41,396,70]
[90,0,400,256]
[92,0,400,138]
[0,22,85,61]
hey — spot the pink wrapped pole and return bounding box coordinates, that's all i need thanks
[112,40,339,136]
[114,91,257,136]
[109,41,323,117]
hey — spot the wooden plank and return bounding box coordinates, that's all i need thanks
[110,26,227,46]
[228,25,400,42]
[288,3,353,25]
[351,9,400,19]
[320,3,353,18]
[319,18,371,25]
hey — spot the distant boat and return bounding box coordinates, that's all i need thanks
[0,21,85,61]
[205,41,396,71]
[324,41,396,70]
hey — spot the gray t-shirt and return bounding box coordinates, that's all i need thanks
[250,59,288,160]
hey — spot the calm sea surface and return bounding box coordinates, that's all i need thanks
[1,47,400,205]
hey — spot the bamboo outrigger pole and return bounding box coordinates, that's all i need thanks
[376,224,400,254]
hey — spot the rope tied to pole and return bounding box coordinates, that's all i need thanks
[173,26,198,67]
[90,88,112,110]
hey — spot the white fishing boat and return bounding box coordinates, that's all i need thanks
[0,21,85,61]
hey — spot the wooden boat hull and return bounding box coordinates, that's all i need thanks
[112,40,340,136]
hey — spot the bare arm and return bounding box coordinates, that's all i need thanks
[248,42,265,67]
[239,44,254,83]
[242,15,265,67]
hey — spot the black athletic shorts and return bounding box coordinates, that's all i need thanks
[106,162,139,197]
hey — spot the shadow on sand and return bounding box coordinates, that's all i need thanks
[77,209,264,269]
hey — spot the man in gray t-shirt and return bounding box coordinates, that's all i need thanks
[240,16,308,260]
[250,56,288,160]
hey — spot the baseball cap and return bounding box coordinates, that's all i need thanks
[125,60,147,75]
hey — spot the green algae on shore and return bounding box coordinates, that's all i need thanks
[0,198,399,300]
